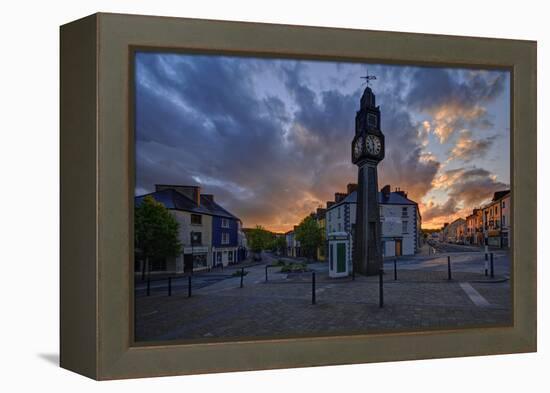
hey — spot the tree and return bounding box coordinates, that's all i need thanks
[135,196,182,280]
[295,215,323,261]
[247,225,271,261]
[273,236,287,255]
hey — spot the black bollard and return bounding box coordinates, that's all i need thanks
[168,277,172,296]
[265,265,268,282]
[188,275,192,298]
[312,272,316,305]
[379,268,384,308]
[240,267,244,288]
[146,278,151,296]
[394,258,397,281]
[447,255,452,281]
[490,253,494,278]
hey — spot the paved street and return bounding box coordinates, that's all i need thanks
[135,250,511,342]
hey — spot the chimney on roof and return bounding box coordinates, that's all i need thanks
[326,201,335,209]
[202,194,214,203]
[156,184,201,206]
[381,184,391,198]
[394,186,407,198]
[316,207,326,219]
[335,192,347,203]
[346,183,358,195]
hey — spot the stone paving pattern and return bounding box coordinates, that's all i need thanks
[135,253,511,342]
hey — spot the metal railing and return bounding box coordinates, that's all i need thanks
[143,275,193,297]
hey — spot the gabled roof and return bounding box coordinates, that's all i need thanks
[492,190,511,201]
[328,190,417,210]
[135,188,239,220]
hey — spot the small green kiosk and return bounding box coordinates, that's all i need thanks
[327,231,352,278]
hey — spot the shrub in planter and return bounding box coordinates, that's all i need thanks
[280,262,308,273]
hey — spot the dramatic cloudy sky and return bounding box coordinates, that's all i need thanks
[135,52,510,231]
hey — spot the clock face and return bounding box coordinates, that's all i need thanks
[353,136,363,160]
[366,135,382,156]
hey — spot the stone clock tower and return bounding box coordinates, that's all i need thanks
[351,83,385,276]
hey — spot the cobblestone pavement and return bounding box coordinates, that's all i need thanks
[135,252,512,342]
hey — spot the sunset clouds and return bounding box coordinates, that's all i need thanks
[135,53,510,231]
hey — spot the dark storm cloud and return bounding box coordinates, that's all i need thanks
[423,167,509,225]
[422,198,459,222]
[404,68,506,142]
[446,168,508,207]
[135,54,358,231]
[135,53,507,231]
[280,64,441,205]
[406,68,505,112]
[448,130,497,162]
[375,93,441,202]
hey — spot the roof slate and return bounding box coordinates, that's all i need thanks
[135,188,239,220]
[330,190,417,210]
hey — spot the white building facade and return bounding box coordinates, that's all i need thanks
[285,229,301,257]
[326,185,421,277]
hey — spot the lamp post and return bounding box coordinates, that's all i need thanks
[191,231,200,275]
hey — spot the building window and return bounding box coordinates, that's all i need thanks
[502,216,506,226]
[328,211,331,222]
[338,223,342,232]
[193,253,207,268]
[216,252,222,263]
[402,220,408,234]
[221,218,230,228]
[221,232,230,245]
[190,231,202,245]
[337,207,341,219]
[502,201,506,208]
[402,207,408,216]
[191,214,202,225]
[228,250,233,262]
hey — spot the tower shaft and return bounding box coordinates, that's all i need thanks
[354,162,383,275]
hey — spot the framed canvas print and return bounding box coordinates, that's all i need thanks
[60,13,537,380]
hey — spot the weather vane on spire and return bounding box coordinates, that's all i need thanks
[360,69,377,87]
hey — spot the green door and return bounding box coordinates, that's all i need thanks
[337,243,346,273]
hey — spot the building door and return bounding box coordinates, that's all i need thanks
[395,240,402,257]
[184,254,193,273]
[337,243,346,273]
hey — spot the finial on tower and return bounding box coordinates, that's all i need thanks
[360,69,377,88]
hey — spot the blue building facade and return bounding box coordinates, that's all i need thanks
[135,184,247,274]
[211,215,241,266]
